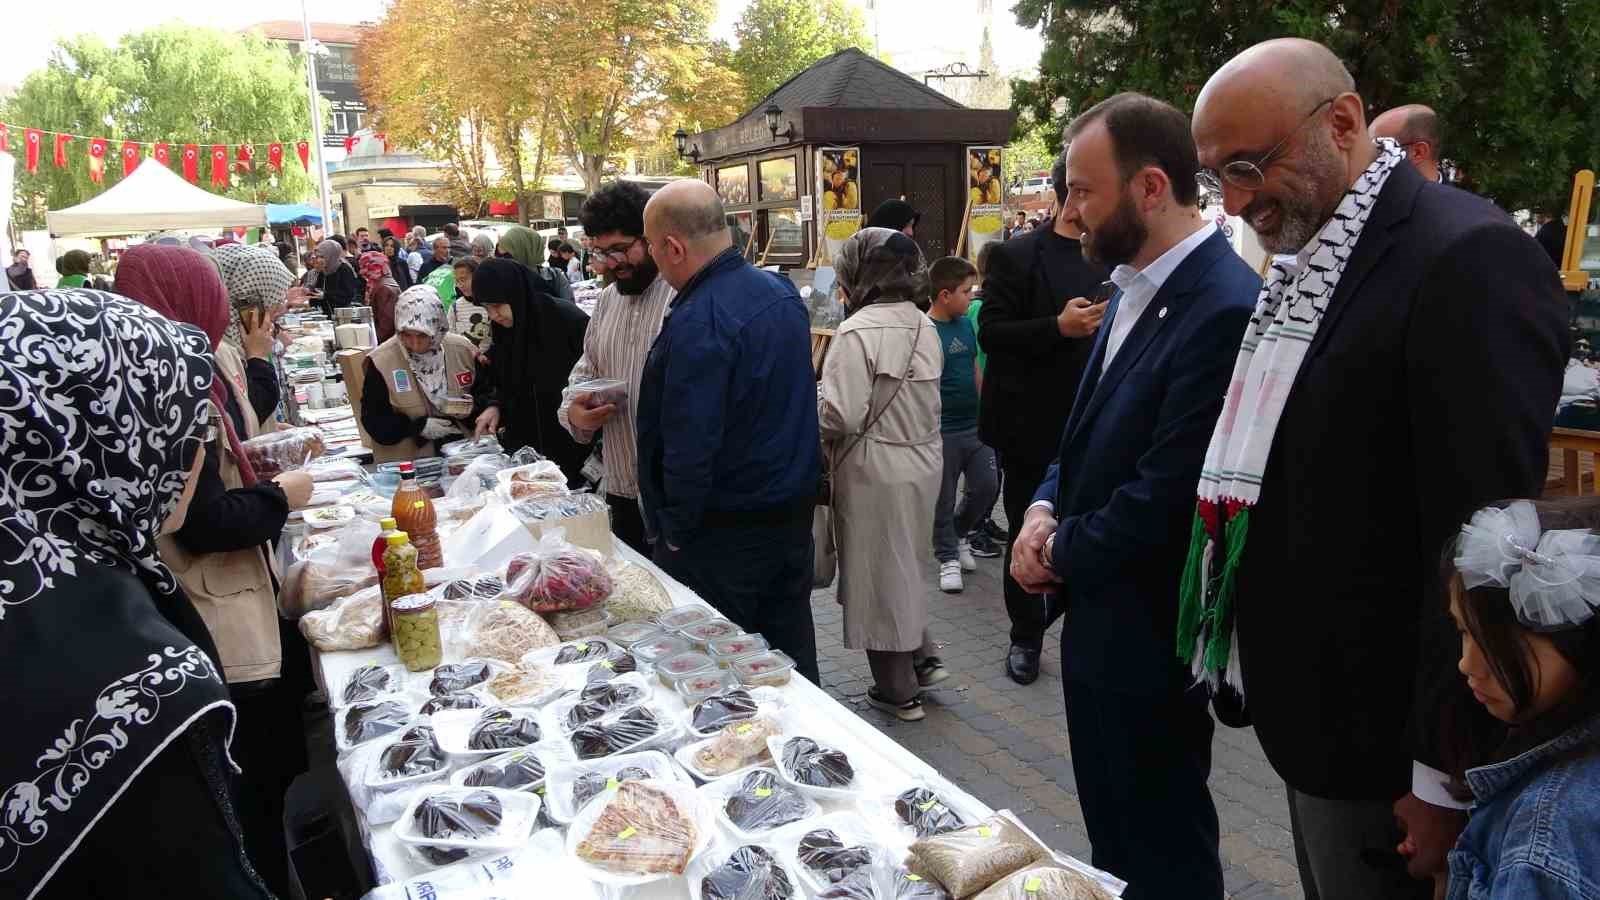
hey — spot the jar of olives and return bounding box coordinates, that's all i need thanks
[390,592,442,671]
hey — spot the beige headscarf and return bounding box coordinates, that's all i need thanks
[835,226,930,313]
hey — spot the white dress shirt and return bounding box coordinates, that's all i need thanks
[1101,222,1217,373]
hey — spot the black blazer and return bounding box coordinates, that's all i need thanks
[1033,230,1259,694]
[1234,162,1570,801]
[978,228,1108,467]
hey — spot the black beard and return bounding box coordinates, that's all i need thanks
[614,256,659,295]
[1081,191,1147,269]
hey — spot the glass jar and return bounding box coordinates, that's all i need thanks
[381,532,424,644]
[390,592,442,672]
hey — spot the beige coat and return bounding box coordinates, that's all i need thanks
[158,344,281,684]
[819,302,943,652]
[367,334,479,463]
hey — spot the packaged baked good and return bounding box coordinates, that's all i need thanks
[690,716,781,778]
[572,765,653,811]
[419,691,483,716]
[339,664,401,706]
[241,426,323,479]
[907,815,1047,899]
[461,749,547,790]
[554,638,618,665]
[484,666,559,706]
[571,705,663,759]
[585,651,637,685]
[573,781,701,878]
[780,737,855,789]
[562,680,647,732]
[699,844,796,900]
[893,869,949,900]
[468,707,542,750]
[413,789,503,841]
[721,769,815,835]
[462,600,560,664]
[429,660,495,696]
[798,829,876,886]
[971,864,1117,900]
[542,750,687,822]
[692,688,759,733]
[439,573,507,603]
[342,699,410,747]
[378,725,448,780]
[816,870,880,900]
[895,788,966,838]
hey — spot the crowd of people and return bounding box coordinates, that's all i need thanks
[4,34,1598,900]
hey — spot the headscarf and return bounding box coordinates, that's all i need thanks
[116,244,260,486]
[212,243,295,352]
[470,232,496,259]
[497,225,546,270]
[315,239,345,272]
[57,249,92,277]
[0,288,230,895]
[867,198,922,233]
[359,249,398,295]
[835,227,930,312]
[395,284,449,409]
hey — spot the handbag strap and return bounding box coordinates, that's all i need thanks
[834,313,924,468]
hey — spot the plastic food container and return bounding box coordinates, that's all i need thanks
[673,732,773,784]
[731,651,796,688]
[708,634,770,669]
[568,377,629,415]
[699,767,821,842]
[393,786,543,853]
[654,606,712,631]
[657,650,717,688]
[631,633,691,667]
[391,593,443,672]
[563,778,715,887]
[450,745,566,793]
[607,621,664,648]
[542,750,689,823]
[678,618,744,650]
[674,668,738,704]
[430,706,545,760]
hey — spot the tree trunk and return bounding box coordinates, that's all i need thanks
[528,97,553,224]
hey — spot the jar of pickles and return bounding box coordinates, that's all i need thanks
[381,532,425,641]
[390,593,442,671]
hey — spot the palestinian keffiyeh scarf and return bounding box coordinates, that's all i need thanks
[213,242,295,352]
[1177,139,1407,693]
[396,284,449,409]
[0,289,233,894]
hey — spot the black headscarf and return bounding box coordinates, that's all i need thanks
[867,198,922,233]
[472,258,591,482]
[0,288,232,894]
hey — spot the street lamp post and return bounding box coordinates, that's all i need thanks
[300,0,336,239]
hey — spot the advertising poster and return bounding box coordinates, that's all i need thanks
[967,146,1004,260]
[817,146,861,263]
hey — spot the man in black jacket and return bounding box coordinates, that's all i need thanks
[1191,39,1568,898]
[978,153,1110,684]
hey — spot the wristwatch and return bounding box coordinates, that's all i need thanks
[1043,533,1056,571]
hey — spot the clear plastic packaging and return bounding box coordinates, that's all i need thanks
[675,715,783,782]
[495,460,570,502]
[435,572,508,603]
[567,779,713,885]
[566,700,677,760]
[657,650,717,688]
[393,786,543,853]
[546,605,612,642]
[365,724,450,789]
[631,633,691,667]
[972,863,1119,900]
[444,450,513,501]
[503,531,613,613]
[241,426,324,479]
[771,735,858,797]
[371,831,602,897]
[689,842,797,900]
[459,599,560,664]
[481,664,564,707]
[676,668,738,704]
[542,749,688,822]
[709,633,770,668]
[451,745,559,792]
[655,606,713,631]
[336,698,420,753]
[731,651,797,688]
[543,674,652,735]
[905,814,1047,898]
[280,518,382,619]
[861,780,986,846]
[430,706,542,758]
[688,687,761,735]
[773,811,885,893]
[424,659,503,696]
[567,377,629,416]
[299,584,385,651]
[305,455,364,483]
[332,663,406,708]
[417,690,485,717]
[300,505,356,529]
[702,768,819,840]
[680,618,744,649]
[605,560,675,624]
[507,491,609,523]
[608,621,665,647]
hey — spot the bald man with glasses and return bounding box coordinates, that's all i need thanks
[1190,38,1567,899]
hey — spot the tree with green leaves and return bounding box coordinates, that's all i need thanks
[731,0,872,106]
[1010,0,1600,213]
[3,25,318,230]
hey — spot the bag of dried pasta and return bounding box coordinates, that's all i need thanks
[907,814,1046,898]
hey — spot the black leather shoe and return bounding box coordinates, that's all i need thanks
[1005,644,1040,685]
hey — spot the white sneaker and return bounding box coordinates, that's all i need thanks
[957,539,977,572]
[939,560,964,593]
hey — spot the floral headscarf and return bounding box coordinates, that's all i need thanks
[395,284,449,409]
[212,243,295,352]
[0,288,231,895]
[835,226,930,313]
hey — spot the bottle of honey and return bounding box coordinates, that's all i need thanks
[391,463,441,569]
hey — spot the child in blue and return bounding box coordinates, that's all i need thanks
[1436,498,1600,898]
[927,255,999,593]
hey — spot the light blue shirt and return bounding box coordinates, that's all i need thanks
[1101,222,1217,373]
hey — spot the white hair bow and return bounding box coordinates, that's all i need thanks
[1455,500,1600,631]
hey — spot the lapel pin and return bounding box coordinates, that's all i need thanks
[1158,306,1168,319]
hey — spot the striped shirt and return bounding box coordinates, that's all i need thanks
[557,275,674,499]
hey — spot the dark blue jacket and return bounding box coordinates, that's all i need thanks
[1034,229,1258,695]
[636,247,821,548]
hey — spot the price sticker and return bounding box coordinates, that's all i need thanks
[576,642,590,652]
[501,601,516,610]
[978,826,995,838]
[736,724,753,735]
[617,826,637,840]
[754,787,773,798]
[905,875,923,882]
[606,776,620,790]
[917,799,938,812]
[600,660,615,670]
[1024,877,1043,893]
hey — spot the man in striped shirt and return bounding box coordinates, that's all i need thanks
[559,181,674,553]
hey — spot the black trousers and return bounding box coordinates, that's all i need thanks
[607,493,651,557]
[1062,679,1222,900]
[653,515,820,684]
[1001,456,1061,648]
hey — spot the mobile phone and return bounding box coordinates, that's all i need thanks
[1090,280,1116,304]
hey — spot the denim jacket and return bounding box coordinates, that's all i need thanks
[1447,713,1600,899]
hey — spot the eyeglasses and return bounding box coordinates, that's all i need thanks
[591,236,643,264]
[1196,97,1335,193]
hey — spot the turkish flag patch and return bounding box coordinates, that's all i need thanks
[456,371,473,387]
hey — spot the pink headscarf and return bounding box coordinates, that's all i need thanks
[358,250,391,285]
[115,244,260,486]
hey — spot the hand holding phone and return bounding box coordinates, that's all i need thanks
[1058,287,1112,338]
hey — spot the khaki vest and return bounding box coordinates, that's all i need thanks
[158,344,281,684]
[366,333,479,463]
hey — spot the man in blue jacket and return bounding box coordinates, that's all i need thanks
[637,180,822,682]
[1010,93,1260,900]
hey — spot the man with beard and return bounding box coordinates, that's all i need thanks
[1187,39,1567,898]
[1009,93,1258,899]
[979,152,1110,685]
[559,181,674,553]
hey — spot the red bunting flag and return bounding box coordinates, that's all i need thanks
[0,124,8,152]
[236,144,254,170]
[87,137,108,182]
[296,140,310,172]
[210,144,228,186]
[343,134,357,153]
[121,140,140,177]
[24,129,41,172]
[182,144,199,183]
[267,142,284,171]
[154,143,170,166]
[53,133,73,168]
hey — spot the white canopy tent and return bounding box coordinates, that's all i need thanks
[46,158,268,237]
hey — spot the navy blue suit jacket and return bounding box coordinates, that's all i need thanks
[1033,229,1259,695]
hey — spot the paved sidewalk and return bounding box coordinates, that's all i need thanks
[808,551,1305,900]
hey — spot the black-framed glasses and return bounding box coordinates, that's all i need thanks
[591,236,643,264]
[1196,97,1335,193]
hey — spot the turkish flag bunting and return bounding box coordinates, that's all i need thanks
[236,144,254,170]
[0,124,8,152]
[24,129,42,173]
[182,144,199,183]
[343,134,357,153]
[296,140,310,172]
[267,142,284,171]
[87,137,107,183]
[54,133,73,168]
[121,141,140,177]
[210,144,228,186]
[154,143,170,166]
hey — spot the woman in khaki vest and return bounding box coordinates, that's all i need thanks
[115,244,313,893]
[361,284,484,462]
